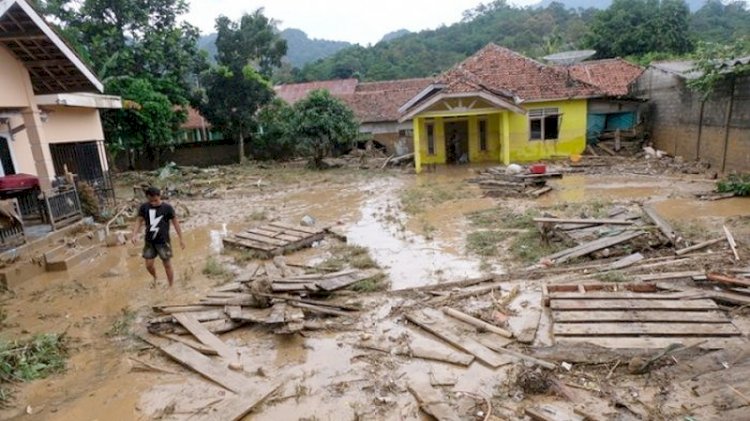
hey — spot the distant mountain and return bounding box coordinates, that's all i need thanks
[197,28,351,67]
[535,0,708,12]
[380,29,412,43]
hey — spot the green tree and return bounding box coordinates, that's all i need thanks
[290,90,359,168]
[35,0,205,152]
[688,39,750,97]
[252,99,296,160]
[195,11,286,162]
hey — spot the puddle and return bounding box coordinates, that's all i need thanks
[653,197,750,221]
[346,180,482,290]
[540,174,669,204]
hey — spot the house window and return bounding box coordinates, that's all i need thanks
[529,108,561,141]
[426,123,435,155]
[478,119,488,151]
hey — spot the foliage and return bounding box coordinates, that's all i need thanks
[717,173,750,196]
[202,256,228,278]
[690,0,750,45]
[106,308,136,337]
[467,230,506,256]
[687,39,750,96]
[0,333,68,384]
[316,244,378,272]
[195,10,285,162]
[290,90,359,168]
[252,99,296,160]
[400,182,472,214]
[349,274,389,293]
[509,230,568,264]
[36,0,205,149]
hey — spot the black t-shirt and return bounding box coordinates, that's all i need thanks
[139,202,175,244]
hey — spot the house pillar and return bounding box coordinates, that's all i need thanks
[413,117,422,173]
[501,112,510,165]
[21,108,54,190]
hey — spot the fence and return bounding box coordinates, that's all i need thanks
[49,141,115,204]
[44,187,83,230]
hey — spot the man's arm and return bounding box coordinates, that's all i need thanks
[131,216,144,245]
[172,217,185,250]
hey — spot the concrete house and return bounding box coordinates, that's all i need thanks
[632,58,750,173]
[398,44,602,172]
[0,0,120,241]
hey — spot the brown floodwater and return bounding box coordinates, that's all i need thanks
[653,197,750,221]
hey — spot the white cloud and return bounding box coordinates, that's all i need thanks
[185,0,540,44]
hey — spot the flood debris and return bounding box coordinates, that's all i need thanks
[468,165,562,198]
[223,222,328,258]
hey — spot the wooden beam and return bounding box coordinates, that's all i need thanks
[0,32,46,42]
[553,322,740,336]
[198,381,283,421]
[675,238,725,256]
[407,380,463,421]
[442,307,512,338]
[642,205,677,243]
[533,217,633,225]
[550,298,718,311]
[553,310,729,323]
[173,313,236,361]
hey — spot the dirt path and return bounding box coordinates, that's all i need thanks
[1,163,749,420]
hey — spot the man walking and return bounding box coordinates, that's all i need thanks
[132,187,185,287]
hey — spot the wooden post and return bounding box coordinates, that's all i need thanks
[501,112,511,165]
[695,99,705,161]
[720,76,735,173]
[238,126,245,164]
[413,117,422,173]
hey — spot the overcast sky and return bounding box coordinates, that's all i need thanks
[185,0,539,44]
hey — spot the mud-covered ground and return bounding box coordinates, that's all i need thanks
[1,159,749,420]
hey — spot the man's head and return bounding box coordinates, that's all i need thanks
[145,187,162,205]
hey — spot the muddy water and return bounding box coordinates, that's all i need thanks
[540,174,688,204]
[653,197,750,221]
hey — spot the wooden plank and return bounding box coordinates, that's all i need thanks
[724,225,740,261]
[405,310,508,368]
[553,322,740,336]
[557,336,739,350]
[199,295,256,306]
[273,256,294,277]
[316,269,380,292]
[253,293,361,312]
[213,283,244,293]
[156,333,218,356]
[289,301,351,317]
[266,303,287,324]
[553,310,729,323]
[658,282,750,306]
[549,291,704,300]
[602,252,644,271]
[225,305,242,319]
[228,308,272,323]
[223,237,274,252]
[442,307,512,338]
[197,380,283,421]
[358,341,475,366]
[675,238,724,256]
[407,380,463,421]
[551,298,719,311]
[632,271,705,282]
[138,335,249,393]
[643,205,677,243]
[235,231,287,247]
[268,221,323,235]
[248,227,301,242]
[545,231,646,264]
[708,272,750,288]
[173,313,236,361]
[533,217,634,225]
[271,282,317,292]
[476,338,555,370]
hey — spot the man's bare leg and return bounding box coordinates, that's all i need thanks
[163,260,174,287]
[145,259,157,285]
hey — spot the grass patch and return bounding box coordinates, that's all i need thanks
[348,273,389,293]
[596,271,633,283]
[246,209,268,222]
[1,333,68,406]
[107,307,136,337]
[203,256,228,278]
[509,231,569,264]
[717,173,750,196]
[673,220,710,242]
[400,183,471,214]
[317,244,378,271]
[467,230,507,256]
[549,199,614,219]
[468,207,537,230]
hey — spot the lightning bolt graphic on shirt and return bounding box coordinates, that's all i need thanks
[148,209,163,240]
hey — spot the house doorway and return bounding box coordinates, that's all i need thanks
[445,120,469,164]
[0,134,16,176]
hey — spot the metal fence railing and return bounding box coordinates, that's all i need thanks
[44,187,83,231]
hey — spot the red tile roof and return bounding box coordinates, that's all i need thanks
[342,78,433,123]
[568,58,644,97]
[437,44,601,102]
[274,78,358,104]
[182,107,210,130]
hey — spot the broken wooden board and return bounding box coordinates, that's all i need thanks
[544,231,646,264]
[195,380,284,421]
[553,322,741,337]
[602,252,644,271]
[407,380,462,421]
[675,238,724,256]
[138,334,249,393]
[266,303,287,324]
[358,340,475,367]
[557,336,742,350]
[227,307,272,323]
[223,222,326,258]
[643,204,678,244]
[406,310,508,368]
[316,269,381,292]
[550,298,719,311]
[173,313,236,361]
[289,301,352,317]
[553,310,729,323]
[476,338,555,370]
[533,217,634,226]
[442,307,513,338]
[156,333,218,356]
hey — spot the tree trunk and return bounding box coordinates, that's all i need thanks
[238,128,245,164]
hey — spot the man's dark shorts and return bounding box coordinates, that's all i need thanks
[143,242,172,261]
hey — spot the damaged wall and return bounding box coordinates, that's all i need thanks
[115,139,240,170]
[633,68,750,173]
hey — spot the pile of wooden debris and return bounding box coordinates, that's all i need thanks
[468,166,562,198]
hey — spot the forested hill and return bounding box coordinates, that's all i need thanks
[198,28,351,67]
[534,0,707,11]
[296,0,750,82]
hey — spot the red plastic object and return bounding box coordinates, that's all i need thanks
[529,164,547,174]
[0,174,40,192]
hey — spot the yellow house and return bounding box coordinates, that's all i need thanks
[399,44,601,172]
